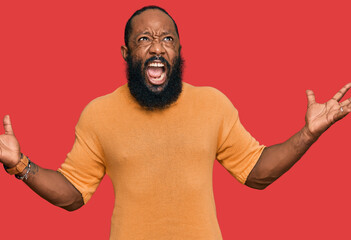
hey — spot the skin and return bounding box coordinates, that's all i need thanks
[121,9,181,93]
[0,9,351,214]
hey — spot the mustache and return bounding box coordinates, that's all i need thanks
[144,56,170,68]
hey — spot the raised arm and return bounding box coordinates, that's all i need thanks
[246,83,351,189]
[0,115,84,211]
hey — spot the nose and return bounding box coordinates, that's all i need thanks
[149,40,165,56]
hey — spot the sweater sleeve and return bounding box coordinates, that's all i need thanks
[216,92,265,184]
[57,102,106,204]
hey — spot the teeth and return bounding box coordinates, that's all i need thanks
[148,62,164,67]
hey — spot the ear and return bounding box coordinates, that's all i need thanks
[121,45,129,61]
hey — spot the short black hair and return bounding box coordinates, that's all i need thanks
[124,5,180,47]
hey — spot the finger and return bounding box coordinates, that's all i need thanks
[3,115,14,135]
[334,103,351,122]
[332,82,351,102]
[306,90,316,107]
[340,97,351,107]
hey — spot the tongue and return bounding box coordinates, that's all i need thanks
[147,67,163,78]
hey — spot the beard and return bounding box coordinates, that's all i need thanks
[126,53,184,111]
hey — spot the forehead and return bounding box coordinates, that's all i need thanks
[130,9,177,35]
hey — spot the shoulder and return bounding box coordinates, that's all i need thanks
[183,82,238,114]
[81,84,128,115]
[77,84,128,126]
[184,82,226,98]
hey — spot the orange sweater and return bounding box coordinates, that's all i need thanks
[58,82,265,239]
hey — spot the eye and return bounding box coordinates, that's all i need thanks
[138,36,150,42]
[163,36,173,42]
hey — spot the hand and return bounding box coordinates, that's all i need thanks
[0,115,21,168]
[305,83,351,138]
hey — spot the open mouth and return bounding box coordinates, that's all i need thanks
[146,61,167,86]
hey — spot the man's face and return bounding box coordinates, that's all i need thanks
[121,9,183,110]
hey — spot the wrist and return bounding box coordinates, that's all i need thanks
[301,125,320,144]
[15,160,32,181]
[4,154,29,175]
[3,153,22,168]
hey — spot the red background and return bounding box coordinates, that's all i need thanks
[1,0,351,239]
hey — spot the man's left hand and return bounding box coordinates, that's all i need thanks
[305,83,351,139]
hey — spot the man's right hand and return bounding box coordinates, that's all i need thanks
[0,115,21,168]
[0,115,84,211]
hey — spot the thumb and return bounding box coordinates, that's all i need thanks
[3,115,14,135]
[306,89,316,107]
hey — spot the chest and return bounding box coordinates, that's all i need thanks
[98,109,219,181]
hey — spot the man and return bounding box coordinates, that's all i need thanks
[1,5,350,240]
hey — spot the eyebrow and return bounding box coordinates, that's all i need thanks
[138,31,175,36]
[160,31,173,36]
[141,31,152,36]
